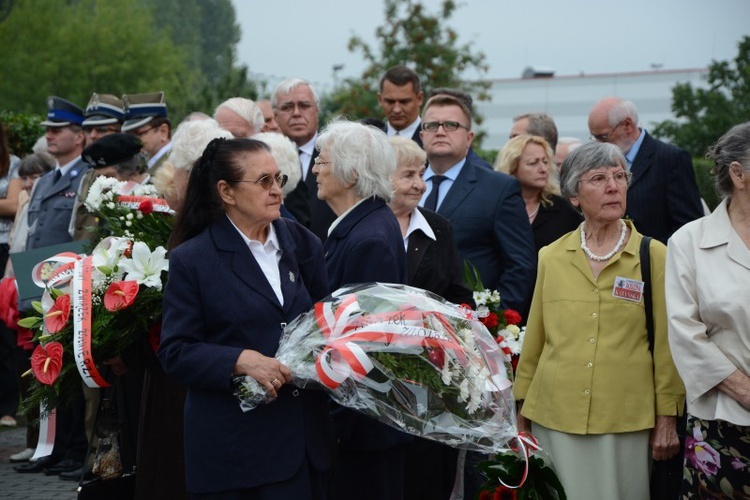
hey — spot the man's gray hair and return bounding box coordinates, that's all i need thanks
[608,100,639,128]
[513,112,558,151]
[214,97,264,136]
[272,78,320,108]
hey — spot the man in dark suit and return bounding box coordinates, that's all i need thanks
[15,96,91,477]
[588,97,704,243]
[377,65,424,147]
[273,77,336,240]
[429,87,492,169]
[419,95,535,313]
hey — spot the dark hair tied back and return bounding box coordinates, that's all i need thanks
[196,137,226,175]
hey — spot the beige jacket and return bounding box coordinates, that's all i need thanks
[667,198,750,426]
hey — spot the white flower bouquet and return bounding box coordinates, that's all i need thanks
[234,282,518,453]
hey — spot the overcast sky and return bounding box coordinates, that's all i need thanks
[232,0,749,96]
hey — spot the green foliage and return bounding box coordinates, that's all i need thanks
[0,111,43,156]
[653,36,750,158]
[0,0,195,117]
[326,0,490,145]
[476,452,567,499]
[0,0,257,122]
[693,157,721,211]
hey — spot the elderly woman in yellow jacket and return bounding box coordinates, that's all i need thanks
[514,141,685,500]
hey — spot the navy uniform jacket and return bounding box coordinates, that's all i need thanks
[158,215,332,494]
[434,157,536,312]
[626,132,704,243]
[25,158,90,250]
[323,196,410,450]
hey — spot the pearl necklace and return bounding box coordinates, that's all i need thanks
[527,202,540,221]
[580,219,627,261]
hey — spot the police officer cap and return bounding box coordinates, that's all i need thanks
[40,96,85,127]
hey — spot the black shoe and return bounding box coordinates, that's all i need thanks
[43,458,83,476]
[59,465,93,482]
[14,455,61,473]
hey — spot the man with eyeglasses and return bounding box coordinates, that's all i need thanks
[272,77,336,240]
[81,93,125,146]
[588,97,704,243]
[420,95,535,311]
[122,92,172,177]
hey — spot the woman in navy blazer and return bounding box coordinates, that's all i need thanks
[312,120,409,500]
[158,138,332,499]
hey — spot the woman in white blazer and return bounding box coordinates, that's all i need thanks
[666,122,750,498]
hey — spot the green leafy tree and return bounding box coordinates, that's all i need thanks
[325,0,490,143]
[0,0,196,118]
[653,36,750,158]
[149,0,258,115]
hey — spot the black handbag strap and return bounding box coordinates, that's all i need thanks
[640,236,654,354]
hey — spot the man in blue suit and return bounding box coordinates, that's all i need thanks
[588,97,704,243]
[419,95,535,313]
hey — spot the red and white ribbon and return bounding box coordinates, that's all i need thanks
[31,406,56,460]
[116,195,172,213]
[496,432,542,490]
[71,255,110,388]
[313,295,470,390]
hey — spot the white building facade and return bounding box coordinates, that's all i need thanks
[476,68,708,151]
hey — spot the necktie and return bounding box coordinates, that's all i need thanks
[53,169,62,184]
[424,175,447,211]
[298,149,305,178]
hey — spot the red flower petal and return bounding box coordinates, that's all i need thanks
[31,342,64,385]
[482,311,499,329]
[104,281,140,311]
[44,295,71,333]
[503,309,522,325]
[138,199,154,215]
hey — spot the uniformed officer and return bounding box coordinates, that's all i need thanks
[24,96,91,251]
[122,91,171,176]
[81,93,125,145]
[14,96,91,477]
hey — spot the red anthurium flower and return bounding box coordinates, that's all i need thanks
[504,309,522,326]
[31,342,64,385]
[104,281,140,311]
[44,294,71,333]
[138,199,154,215]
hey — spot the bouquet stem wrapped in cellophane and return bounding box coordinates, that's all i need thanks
[234,282,518,454]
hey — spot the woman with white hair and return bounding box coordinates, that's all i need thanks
[313,119,410,500]
[253,132,301,221]
[152,118,233,212]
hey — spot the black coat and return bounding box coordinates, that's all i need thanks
[407,207,475,306]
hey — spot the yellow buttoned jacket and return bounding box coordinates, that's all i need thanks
[513,221,685,435]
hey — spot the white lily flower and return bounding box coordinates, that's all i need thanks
[92,237,130,272]
[118,242,169,290]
